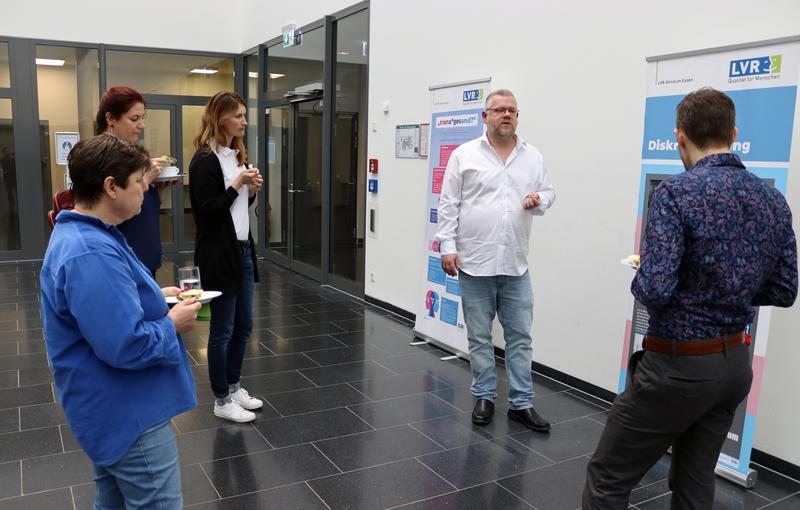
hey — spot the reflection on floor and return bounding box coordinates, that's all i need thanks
[0,256,798,509]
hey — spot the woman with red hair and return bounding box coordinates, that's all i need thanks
[96,86,171,277]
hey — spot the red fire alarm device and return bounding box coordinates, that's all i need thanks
[369,158,378,174]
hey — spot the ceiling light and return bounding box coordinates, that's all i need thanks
[269,73,285,79]
[190,67,218,75]
[337,51,350,56]
[36,58,65,66]
[248,72,258,78]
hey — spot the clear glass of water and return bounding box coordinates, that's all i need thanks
[177,266,202,291]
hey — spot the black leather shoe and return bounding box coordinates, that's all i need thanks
[508,407,550,433]
[472,399,494,425]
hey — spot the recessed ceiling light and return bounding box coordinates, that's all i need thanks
[248,72,258,78]
[337,51,350,56]
[190,67,218,75]
[36,58,65,66]
[269,73,285,79]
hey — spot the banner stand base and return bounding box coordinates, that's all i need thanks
[715,464,757,489]
[412,329,469,361]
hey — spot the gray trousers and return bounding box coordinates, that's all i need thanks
[583,344,753,509]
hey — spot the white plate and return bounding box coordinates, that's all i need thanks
[165,290,222,305]
[620,258,640,269]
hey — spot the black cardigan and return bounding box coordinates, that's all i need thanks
[188,147,259,294]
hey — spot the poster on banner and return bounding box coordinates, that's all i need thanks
[413,78,490,356]
[621,39,800,488]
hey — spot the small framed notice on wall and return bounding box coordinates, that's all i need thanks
[419,123,430,159]
[395,124,420,158]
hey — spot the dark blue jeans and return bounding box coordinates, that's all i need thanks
[208,246,254,398]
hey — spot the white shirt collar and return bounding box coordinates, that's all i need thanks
[479,133,526,151]
[210,139,238,157]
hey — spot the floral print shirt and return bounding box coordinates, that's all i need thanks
[632,153,797,340]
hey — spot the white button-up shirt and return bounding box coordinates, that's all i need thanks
[213,143,250,241]
[436,134,555,276]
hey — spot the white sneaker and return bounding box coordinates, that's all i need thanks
[214,400,256,423]
[229,387,263,410]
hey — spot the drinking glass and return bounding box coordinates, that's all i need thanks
[177,266,202,291]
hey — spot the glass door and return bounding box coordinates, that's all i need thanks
[265,98,323,280]
[140,104,176,250]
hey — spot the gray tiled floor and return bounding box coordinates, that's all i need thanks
[0,256,798,509]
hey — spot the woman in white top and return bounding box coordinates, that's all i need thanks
[188,92,264,422]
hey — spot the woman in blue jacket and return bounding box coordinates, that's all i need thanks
[40,134,200,509]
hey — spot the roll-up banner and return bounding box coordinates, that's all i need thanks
[621,38,800,488]
[413,78,491,356]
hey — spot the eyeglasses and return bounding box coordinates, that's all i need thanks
[485,107,519,115]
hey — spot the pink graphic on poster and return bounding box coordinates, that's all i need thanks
[439,145,458,167]
[431,168,446,194]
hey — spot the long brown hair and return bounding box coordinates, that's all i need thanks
[194,91,248,166]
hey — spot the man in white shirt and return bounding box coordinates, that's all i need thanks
[437,89,555,432]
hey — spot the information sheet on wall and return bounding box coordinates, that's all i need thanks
[621,39,799,487]
[413,79,490,356]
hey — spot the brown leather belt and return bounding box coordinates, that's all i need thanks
[643,332,747,356]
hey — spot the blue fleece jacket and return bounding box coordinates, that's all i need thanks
[40,210,196,467]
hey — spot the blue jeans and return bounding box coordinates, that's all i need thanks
[458,270,534,410]
[208,246,255,398]
[93,421,181,510]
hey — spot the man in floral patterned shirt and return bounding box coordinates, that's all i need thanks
[583,88,798,509]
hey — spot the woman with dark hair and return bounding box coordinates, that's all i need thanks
[189,91,263,422]
[40,133,200,508]
[96,86,171,278]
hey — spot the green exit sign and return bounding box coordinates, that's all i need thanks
[282,24,296,47]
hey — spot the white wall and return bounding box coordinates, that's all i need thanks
[240,0,357,51]
[363,0,800,465]
[0,0,242,53]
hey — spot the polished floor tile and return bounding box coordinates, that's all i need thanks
[254,407,373,448]
[348,393,461,429]
[299,360,396,386]
[186,482,328,509]
[21,450,93,493]
[510,416,605,462]
[350,371,453,401]
[261,334,345,355]
[0,408,17,434]
[308,458,454,510]
[201,443,339,498]
[419,436,552,489]
[265,383,371,416]
[0,426,62,463]
[498,455,590,510]
[0,461,20,499]
[175,426,271,465]
[2,257,797,509]
[0,487,74,510]
[314,424,443,471]
[394,482,535,509]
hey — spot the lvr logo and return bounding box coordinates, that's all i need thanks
[729,55,781,77]
[463,89,483,103]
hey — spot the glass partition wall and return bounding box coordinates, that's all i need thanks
[260,2,369,294]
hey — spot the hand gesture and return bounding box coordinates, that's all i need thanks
[523,192,541,210]
[167,299,201,333]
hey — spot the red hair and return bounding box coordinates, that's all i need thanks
[95,86,145,135]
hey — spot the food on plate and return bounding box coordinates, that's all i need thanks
[177,289,202,301]
[161,155,178,165]
[627,254,640,267]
